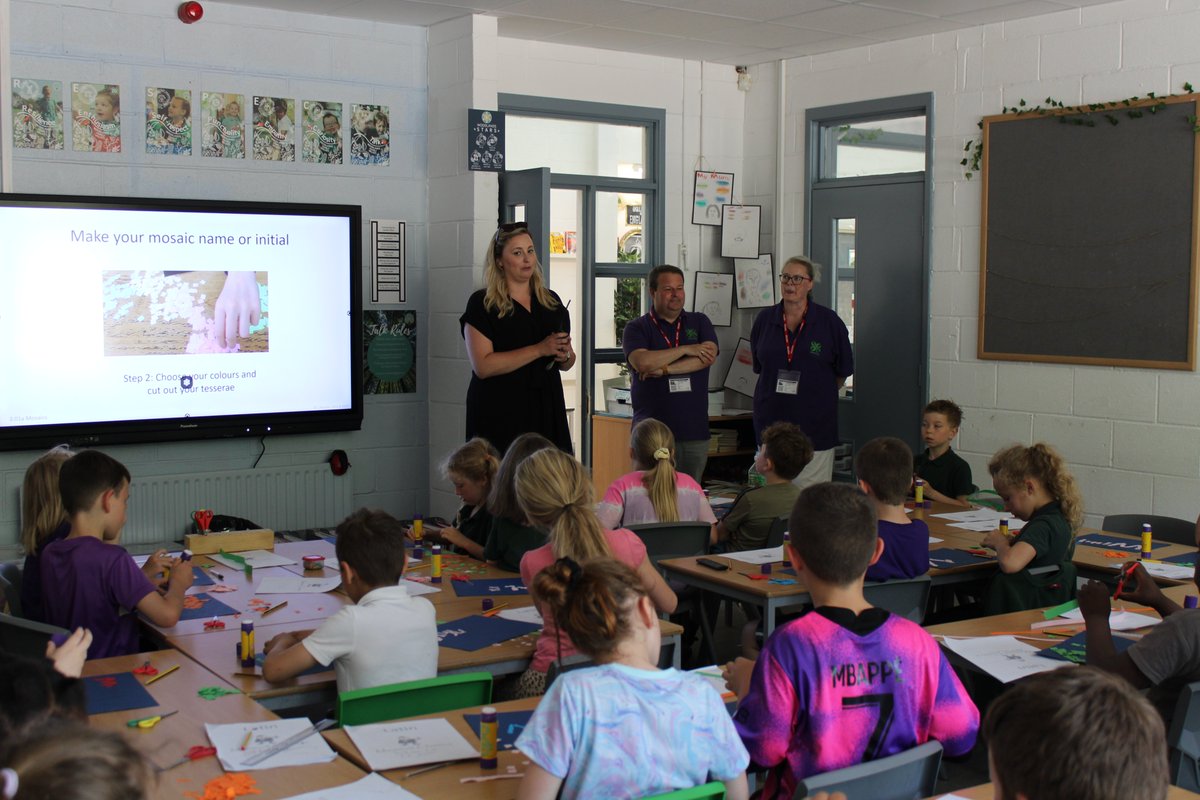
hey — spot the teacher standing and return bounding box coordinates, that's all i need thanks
[750,256,853,488]
[460,222,575,455]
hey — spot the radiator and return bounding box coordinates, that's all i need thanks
[124,465,354,545]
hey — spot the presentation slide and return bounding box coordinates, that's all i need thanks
[0,203,355,430]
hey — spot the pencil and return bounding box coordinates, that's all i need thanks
[402,760,455,779]
[261,601,288,617]
[482,603,509,617]
[145,664,179,685]
[240,730,253,751]
[207,568,225,581]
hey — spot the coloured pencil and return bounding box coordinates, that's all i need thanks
[240,730,253,751]
[482,603,509,617]
[261,601,288,617]
[144,664,179,685]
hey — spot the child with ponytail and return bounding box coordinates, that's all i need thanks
[596,419,716,529]
[515,557,748,800]
[428,437,500,559]
[981,442,1083,613]
[513,448,676,698]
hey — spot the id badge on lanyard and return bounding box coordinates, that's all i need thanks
[776,369,800,395]
[668,376,692,393]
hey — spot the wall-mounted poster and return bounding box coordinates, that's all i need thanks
[692,170,734,226]
[350,103,389,166]
[145,87,192,156]
[723,338,758,398]
[11,78,63,150]
[201,92,245,159]
[693,271,734,327]
[302,100,342,165]
[72,82,121,153]
[253,96,294,161]
[468,109,505,171]
[363,310,416,394]
[735,254,775,308]
[721,204,761,259]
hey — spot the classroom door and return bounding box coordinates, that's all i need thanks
[498,167,550,263]
[808,177,926,474]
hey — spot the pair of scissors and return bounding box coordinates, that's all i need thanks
[159,745,217,772]
[193,509,214,532]
[126,709,178,729]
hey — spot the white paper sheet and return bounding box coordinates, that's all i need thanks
[205,719,338,771]
[400,579,441,597]
[948,518,1027,533]
[938,635,1073,683]
[344,718,478,771]
[255,575,343,594]
[725,546,785,565]
[1034,608,1162,632]
[281,773,422,800]
[929,537,943,544]
[497,606,543,625]
[209,550,297,570]
[1140,560,1196,581]
[690,665,736,702]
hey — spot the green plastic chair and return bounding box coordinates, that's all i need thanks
[646,781,726,799]
[337,671,493,726]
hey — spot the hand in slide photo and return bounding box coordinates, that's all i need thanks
[215,271,261,348]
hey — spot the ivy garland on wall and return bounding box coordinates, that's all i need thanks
[961,82,1200,179]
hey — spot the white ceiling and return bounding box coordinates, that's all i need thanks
[218,0,1120,65]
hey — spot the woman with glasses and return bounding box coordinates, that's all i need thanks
[459,223,575,455]
[748,256,853,488]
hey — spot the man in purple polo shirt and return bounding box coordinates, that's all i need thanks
[623,265,719,482]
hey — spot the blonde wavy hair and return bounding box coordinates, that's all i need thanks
[21,446,73,555]
[630,419,679,523]
[483,224,559,318]
[515,449,611,562]
[988,442,1083,529]
[441,437,500,488]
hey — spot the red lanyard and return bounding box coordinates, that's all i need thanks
[782,305,807,365]
[649,310,681,348]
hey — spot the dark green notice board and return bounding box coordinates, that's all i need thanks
[980,96,1199,369]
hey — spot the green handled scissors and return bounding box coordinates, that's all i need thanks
[127,710,178,729]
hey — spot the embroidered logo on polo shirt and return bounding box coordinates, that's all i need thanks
[686,328,698,341]
[810,341,823,355]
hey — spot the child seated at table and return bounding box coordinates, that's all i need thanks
[40,451,193,658]
[516,557,748,800]
[482,432,554,572]
[1078,556,1200,724]
[711,422,812,552]
[980,443,1081,614]
[984,666,1167,800]
[722,483,979,798]
[0,628,91,741]
[915,399,974,508]
[423,437,500,560]
[596,418,716,529]
[857,436,930,581]
[263,508,436,692]
[0,718,152,800]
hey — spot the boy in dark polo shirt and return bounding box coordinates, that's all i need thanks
[915,399,974,508]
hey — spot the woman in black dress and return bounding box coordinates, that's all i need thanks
[460,223,575,454]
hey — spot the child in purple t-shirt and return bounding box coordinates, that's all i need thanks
[722,484,978,798]
[856,436,930,582]
[39,450,193,659]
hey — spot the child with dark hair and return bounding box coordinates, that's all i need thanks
[0,718,152,800]
[722,483,978,798]
[481,432,554,571]
[856,436,930,581]
[984,667,1167,800]
[263,508,436,691]
[40,451,192,658]
[712,422,812,551]
[516,557,748,800]
[915,399,974,507]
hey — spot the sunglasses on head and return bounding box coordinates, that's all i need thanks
[494,222,530,254]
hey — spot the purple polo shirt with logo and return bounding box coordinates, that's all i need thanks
[623,311,718,443]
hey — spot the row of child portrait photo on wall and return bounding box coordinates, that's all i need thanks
[10,79,391,166]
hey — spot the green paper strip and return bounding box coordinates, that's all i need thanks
[1042,599,1080,619]
[197,686,241,701]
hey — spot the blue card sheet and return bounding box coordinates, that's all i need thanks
[191,566,214,586]
[463,710,534,749]
[252,652,327,677]
[437,615,542,651]
[1163,552,1198,566]
[451,578,530,597]
[1036,631,1136,664]
[1076,533,1168,552]
[929,548,996,569]
[178,592,239,621]
[84,671,158,715]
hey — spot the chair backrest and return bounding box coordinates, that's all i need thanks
[862,576,933,624]
[647,781,726,799]
[0,561,23,618]
[336,671,493,727]
[545,653,594,689]
[765,516,789,548]
[1103,514,1197,547]
[627,522,712,568]
[1167,680,1200,791]
[793,740,943,800]
[0,612,68,659]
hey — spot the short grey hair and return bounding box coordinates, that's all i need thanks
[784,255,821,284]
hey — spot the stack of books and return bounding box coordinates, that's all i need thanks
[707,428,740,454]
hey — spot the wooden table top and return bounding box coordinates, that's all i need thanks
[323,697,541,799]
[84,650,367,800]
[924,599,1164,648]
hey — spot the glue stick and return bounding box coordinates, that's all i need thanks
[1186,596,1199,610]
[999,520,1009,538]
[413,514,424,541]
[480,706,498,769]
[240,620,255,669]
[431,544,442,583]
[1142,523,1153,560]
[914,479,925,506]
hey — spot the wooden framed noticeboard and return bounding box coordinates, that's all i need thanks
[978,95,1200,370]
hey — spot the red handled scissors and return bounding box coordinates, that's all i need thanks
[192,509,214,532]
[160,745,217,772]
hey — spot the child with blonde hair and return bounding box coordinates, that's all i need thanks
[514,449,676,698]
[0,719,152,800]
[596,419,716,529]
[427,437,500,559]
[981,443,1083,613]
[516,557,748,800]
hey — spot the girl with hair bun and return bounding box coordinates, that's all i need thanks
[596,419,716,529]
[981,442,1083,613]
[512,449,676,699]
[515,557,749,800]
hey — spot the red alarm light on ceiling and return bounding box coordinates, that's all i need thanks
[178,2,203,23]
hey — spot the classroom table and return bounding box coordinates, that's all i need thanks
[938,784,1200,799]
[1069,529,1196,583]
[84,649,367,800]
[323,697,541,800]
